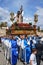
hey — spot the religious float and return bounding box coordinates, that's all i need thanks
[6,6,38,35]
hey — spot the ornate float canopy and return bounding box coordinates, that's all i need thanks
[6,6,38,35]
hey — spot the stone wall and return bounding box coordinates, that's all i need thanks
[0,28,6,36]
[37,31,43,36]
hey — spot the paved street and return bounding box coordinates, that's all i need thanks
[0,46,43,65]
[0,46,23,65]
[0,47,7,65]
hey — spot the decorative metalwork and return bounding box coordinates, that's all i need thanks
[10,12,15,22]
[34,14,38,25]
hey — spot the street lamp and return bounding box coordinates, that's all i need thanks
[34,14,38,25]
[10,12,15,23]
[34,14,38,34]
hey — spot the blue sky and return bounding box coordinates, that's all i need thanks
[0,0,43,29]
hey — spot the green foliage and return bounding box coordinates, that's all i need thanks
[38,26,40,32]
[29,22,32,25]
[41,30,43,32]
[0,22,7,27]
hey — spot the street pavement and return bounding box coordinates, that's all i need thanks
[0,46,43,65]
[0,46,7,65]
[0,46,23,65]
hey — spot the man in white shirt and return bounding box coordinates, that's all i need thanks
[30,48,37,65]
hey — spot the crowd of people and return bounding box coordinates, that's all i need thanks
[1,35,43,65]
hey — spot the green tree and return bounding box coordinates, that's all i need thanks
[0,22,7,27]
[29,22,32,25]
[38,26,40,32]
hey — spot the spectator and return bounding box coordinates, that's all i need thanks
[35,42,43,65]
[30,48,37,65]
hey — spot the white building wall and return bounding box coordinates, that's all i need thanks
[0,28,6,36]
